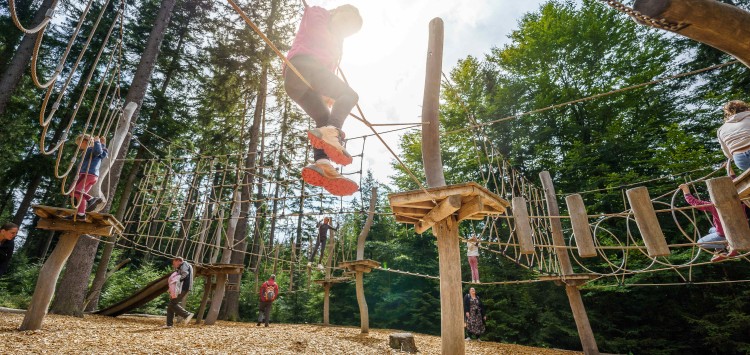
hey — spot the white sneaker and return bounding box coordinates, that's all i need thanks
[465,337,470,341]
[161,325,172,329]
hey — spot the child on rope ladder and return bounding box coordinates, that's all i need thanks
[679,184,738,262]
[308,217,336,270]
[284,3,362,196]
[68,134,108,219]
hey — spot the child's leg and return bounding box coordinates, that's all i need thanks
[468,256,479,282]
[697,227,726,250]
[284,58,332,162]
[318,236,327,265]
[76,174,98,215]
[286,56,356,166]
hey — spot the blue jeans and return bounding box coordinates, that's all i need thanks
[697,227,727,250]
[733,151,750,171]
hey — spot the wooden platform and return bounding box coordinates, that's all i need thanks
[32,205,123,237]
[388,182,510,233]
[194,263,244,276]
[339,259,381,273]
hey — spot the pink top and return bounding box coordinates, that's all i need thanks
[168,271,180,299]
[287,6,342,72]
[684,193,724,237]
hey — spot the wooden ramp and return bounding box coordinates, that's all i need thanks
[94,272,171,317]
[388,182,509,234]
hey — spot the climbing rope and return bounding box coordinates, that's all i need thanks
[599,0,690,32]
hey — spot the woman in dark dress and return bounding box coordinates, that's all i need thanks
[464,287,486,341]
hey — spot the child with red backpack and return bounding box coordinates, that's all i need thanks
[257,274,280,327]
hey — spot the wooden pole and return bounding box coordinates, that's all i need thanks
[626,187,670,257]
[323,283,331,326]
[633,0,750,68]
[565,194,597,258]
[355,272,368,333]
[421,18,446,188]
[706,177,750,251]
[420,17,464,355]
[20,232,79,330]
[434,216,464,355]
[356,187,377,333]
[539,171,599,355]
[195,276,213,325]
[204,274,226,325]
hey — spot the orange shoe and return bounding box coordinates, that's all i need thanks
[301,161,358,196]
[308,126,353,166]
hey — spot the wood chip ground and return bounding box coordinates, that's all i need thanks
[0,312,582,354]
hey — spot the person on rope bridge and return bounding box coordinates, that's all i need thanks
[0,222,19,277]
[285,2,362,196]
[164,257,194,328]
[466,234,480,283]
[67,134,108,219]
[679,184,738,262]
[463,287,486,342]
[309,217,337,270]
[257,274,279,327]
[718,100,750,173]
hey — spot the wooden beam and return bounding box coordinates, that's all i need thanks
[435,215,464,355]
[565,285,600,355]
[512,197,535,255]
[36,218,114,237]
[565,194,597,258]
[415,195,462,234]
[707,177,750,251]
[394,215,420,224]
[626,187,670,257]
[633,0,750,68]
[540,172,574,275]
[457,196,483,222]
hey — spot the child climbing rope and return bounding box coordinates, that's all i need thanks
[284,2,362,196]
[69,134,108,219]
[679,184,738,262]
[309,217,337,270]
[467,234,480,283]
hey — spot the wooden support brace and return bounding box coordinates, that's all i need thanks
[626,187,670,257]
[37,218,114,236]
[512,197,535,255]
[457,196,483,222]
[415,195,461,234]
[565,194,597,258]
[707,177,750,251]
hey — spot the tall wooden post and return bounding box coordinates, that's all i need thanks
[356,188,377,333]
[540,171,599,355]
[20,232,80,330]
[420,17,464,355]
[323,284,331,325]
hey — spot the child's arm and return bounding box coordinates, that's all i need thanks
[680,184,713,211]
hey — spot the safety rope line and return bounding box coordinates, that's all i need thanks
[445,60,740,135]
[7,0,59,34]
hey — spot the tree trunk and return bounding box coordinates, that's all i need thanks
[221,64,268,321]
[84,148,144,312]
[49,0,178,316]
[0,0,57,117]
[12,173,42,226]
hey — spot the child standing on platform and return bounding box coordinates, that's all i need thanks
[284,3,362,196]
[70,134,108,219]
[467,234,480,283]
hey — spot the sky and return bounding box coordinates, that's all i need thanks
[308,0,551,184]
